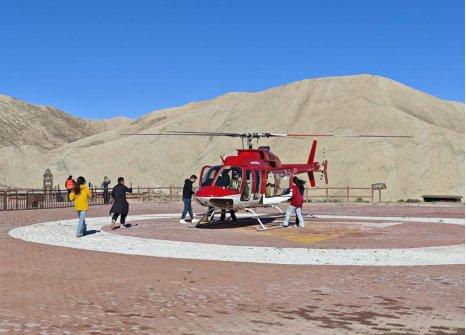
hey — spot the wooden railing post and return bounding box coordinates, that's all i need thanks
[3,191,7,211]
[371,188,374,203]
[378,189,382,203]
[325,188,329,202]
[346,186,350,202]
[169,186,173,200]
[305,187,309,203]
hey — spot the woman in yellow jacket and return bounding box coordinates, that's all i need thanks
[69,176,92,237]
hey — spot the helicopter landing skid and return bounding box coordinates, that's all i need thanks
[187,208,284,230]
[186,209,229,228]
[243,208,284,231]
[270,205,284,214]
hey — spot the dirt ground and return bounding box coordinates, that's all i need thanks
[0,202,464,335]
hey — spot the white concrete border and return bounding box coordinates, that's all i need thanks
[8,214,465,266]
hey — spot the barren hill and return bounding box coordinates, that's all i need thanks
[0,95,132,149]
[0,75,463,201]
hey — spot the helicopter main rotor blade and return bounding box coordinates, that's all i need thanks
[121,132,240,137]
[286,133,414,138]
[162,130,243,137]
[121,131,413,139]
[167,130,306,139]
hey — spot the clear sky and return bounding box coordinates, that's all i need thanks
[0,0,464,119]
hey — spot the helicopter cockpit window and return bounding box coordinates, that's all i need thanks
[215,167,243,191]
[266,171,290,197]
[200,166,221,186]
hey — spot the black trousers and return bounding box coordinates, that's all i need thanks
[220,209,237,222]
[103,190,110,204]
[112,213,127,224]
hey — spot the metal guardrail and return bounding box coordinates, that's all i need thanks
[0,186,382,211]
[0,187,185,211]
[304,186,382,203]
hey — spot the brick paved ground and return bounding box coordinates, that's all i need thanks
[0,202,464,334]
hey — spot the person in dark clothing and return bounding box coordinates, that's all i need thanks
[102,176,111,204]
[180,175,198,224]
[109,177,132,229]
[216,170,231,188]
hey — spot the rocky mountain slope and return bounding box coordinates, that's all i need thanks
[0,75,463,201]
[0,95,132,149]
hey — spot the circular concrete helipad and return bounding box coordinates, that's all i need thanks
[8,213,464,266]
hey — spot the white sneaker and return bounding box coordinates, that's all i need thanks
[179,219,187,224]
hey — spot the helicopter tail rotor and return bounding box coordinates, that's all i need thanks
[322,160,329,184]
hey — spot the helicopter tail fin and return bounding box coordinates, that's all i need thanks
[307,139,317,165]
[307,139,318,187]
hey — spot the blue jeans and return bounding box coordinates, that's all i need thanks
[181,197,193,219]
[283,205,304,227]
[76,210,87,237]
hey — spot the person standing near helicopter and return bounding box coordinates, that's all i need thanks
[220,171,240,222]
[180,175,199,224]
[282,176,305,228]
[294,178,306,226]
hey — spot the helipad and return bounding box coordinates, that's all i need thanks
[9,213,464,266]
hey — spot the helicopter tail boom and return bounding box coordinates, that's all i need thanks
[281,139,328,187]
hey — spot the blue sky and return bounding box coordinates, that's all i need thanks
[0,0,464,119]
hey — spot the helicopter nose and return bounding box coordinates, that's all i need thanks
[195,186,214,197]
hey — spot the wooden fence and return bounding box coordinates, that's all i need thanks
[0,186,382,211]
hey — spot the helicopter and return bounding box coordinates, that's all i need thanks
[125,130,412,230]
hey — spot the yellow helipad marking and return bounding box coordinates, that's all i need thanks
[264,227,360,245]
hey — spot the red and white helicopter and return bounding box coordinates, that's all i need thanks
[127,131,411,230]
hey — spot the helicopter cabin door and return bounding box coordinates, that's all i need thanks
[253,170,262,200]
[240,169,253,201]
[262,169,293,205]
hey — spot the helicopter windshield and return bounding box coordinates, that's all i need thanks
[214,166,243,191]
[200,166,221,186]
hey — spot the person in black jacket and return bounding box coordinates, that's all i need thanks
[109,177,132,229]
[180,175,198,224]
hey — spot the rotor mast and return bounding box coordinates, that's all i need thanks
[236,132,282,149]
